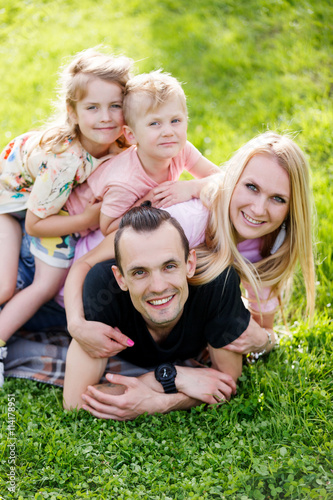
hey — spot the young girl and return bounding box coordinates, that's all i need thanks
[0,47,133,385]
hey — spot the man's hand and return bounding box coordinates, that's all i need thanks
[81,373,165,420]
[69,319,134,358]
[175,366,237,404]
[81,366,237,421]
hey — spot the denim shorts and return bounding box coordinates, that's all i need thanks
[17,219,35,290]
[15,218,67,330]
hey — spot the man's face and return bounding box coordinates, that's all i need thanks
[112,223,196,334]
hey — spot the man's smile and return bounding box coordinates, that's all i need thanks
[147,295,175,306]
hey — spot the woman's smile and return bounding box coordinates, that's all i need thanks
[230,154,290,242]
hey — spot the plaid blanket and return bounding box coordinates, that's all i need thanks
[4,329,150,387]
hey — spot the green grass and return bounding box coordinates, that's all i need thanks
[0,0,332,497]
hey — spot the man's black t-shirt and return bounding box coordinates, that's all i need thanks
[83,259,250,368]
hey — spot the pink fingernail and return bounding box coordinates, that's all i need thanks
[127,339,134,347]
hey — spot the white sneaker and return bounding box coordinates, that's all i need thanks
[0,346,7,387]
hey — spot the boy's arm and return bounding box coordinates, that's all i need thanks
[189,155,221,179]
[25,199,101,237]
[99,189,155,235]
[152,157,220,208]
[99,213,120,236]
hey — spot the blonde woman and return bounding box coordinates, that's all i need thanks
[191,131,315,355]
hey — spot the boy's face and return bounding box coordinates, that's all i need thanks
[124,96,188,163]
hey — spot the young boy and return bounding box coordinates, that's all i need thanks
[65,70,221,237]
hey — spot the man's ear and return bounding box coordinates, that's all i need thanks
[123,125,137,145]
[112,265,128,291]
[67,105,78,125]
[186,249,197,278]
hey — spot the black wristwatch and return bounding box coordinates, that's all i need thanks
[154,363,178,394]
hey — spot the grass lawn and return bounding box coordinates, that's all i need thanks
[0,0,332,498]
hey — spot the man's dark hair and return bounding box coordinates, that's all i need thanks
[114,203,190,274]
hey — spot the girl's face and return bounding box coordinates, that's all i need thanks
[70,78,125,158]
[229,154,290,242]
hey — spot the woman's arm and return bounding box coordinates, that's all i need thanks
[64,232,134,358]
[222,314,277,355]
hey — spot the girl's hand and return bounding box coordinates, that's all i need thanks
[151,180,200,208]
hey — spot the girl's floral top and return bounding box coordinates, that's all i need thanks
[0,132,113,218]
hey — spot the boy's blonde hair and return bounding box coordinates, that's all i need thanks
[123,70,187,130]
[39,48,133,152]
[190,131,315,317]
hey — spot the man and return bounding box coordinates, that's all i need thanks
[63,205,254,420]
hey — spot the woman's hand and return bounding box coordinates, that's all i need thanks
[68,317,134,358]
[223,319,276,355]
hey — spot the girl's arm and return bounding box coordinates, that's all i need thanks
[152,157,220,208]
[25,199,101,237]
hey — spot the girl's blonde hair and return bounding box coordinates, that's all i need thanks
[190,131,315,317]
[39,48,133,152]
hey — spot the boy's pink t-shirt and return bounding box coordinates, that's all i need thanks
[65,141,202,222]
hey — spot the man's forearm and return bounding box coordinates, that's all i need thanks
[159,393,201,413]
[81,373,201,421]
[138,371,201,413]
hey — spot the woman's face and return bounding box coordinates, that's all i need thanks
[229,154,290,242]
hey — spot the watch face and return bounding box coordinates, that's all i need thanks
[155,363,177,382]
[155,363,178,393]
[161,366,173,379]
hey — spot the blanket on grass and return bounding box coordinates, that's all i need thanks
[4,329,149,387]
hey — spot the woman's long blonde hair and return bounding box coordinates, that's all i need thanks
[190,131,315,317]
[38,47,133,153]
